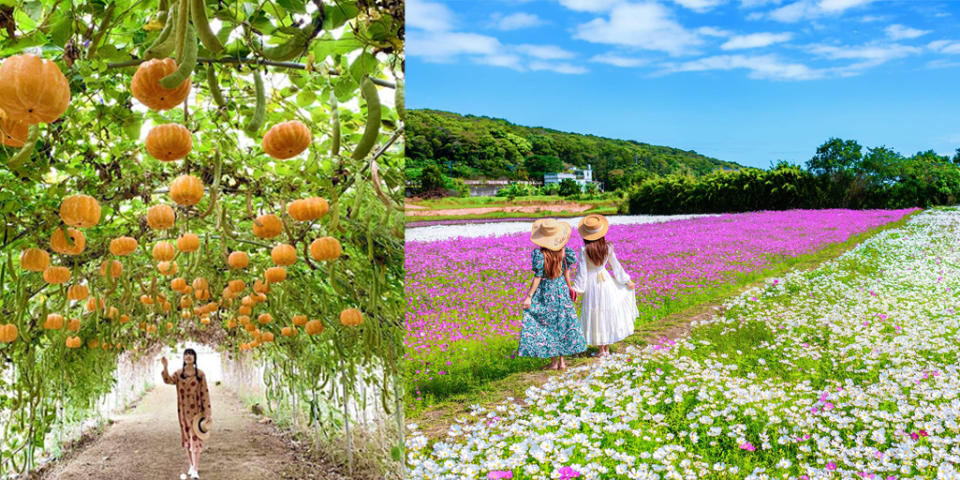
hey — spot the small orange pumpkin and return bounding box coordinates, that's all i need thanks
[310,237,341,261]
[257,313,273,324]
[19,248,50,272]
[192,277,209,291]
[252,214,283,239]
[270,244,297,266]
[177,233,200,253]
[146,204,176,230]
[0,54,71,124]
[292,314,308,327]
[67,317,81,331]
[109,236,139,256]
[340,308,363,327]
[119,314,130,324]
[152,241,176,261]
[0,116,29,147]
[260,331,275,343]
[288,197,328,222]
[44,314,64,330]
[140,294,155,305]
[67,284,89,301]
[253,279,270,294]
[0,324,17,343]
[100,259,123,278]
[66,336,82,348]
[59,194,101,228]
[262,120,312,159]
[264,266,287,283]
[281,326,296,337]
[157,260,178,275]
[305,319,324,335]
[50,228,86,255]
[170,277,187,291]
[228,279,246,293]
[131,58,191,111]
[228,251,250,269]
[146,123,192,161]
[43,266,70,284]
[170,174,204,206]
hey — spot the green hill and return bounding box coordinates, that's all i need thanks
[405,109,745,190]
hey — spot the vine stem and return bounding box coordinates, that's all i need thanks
[106,58,397,89]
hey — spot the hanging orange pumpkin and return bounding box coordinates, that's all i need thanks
[0,116,29,147]
[119,314,130,324]
[43,266,70,284]
[0,324,17,343]
[252,214,283,239]
[340,308,363,327]
[261,120,312,159]
[305,319,324,335]
[140,294,156,305]
[59,194,101,228]
[157,261,178,275]
[109,236,139,256]
[152,241,176,261]
[170,277,187,291]
[43,314,64,330]
[0,54,71,124]
[170,174,204,206]
[146,204,176,230]
[264,266,287,283]
[287,197,328,222]
[281,326,297,337]
[130,58,191,111]
[257,313,273,324]
[228,279,246,293]
[192,277,209,291]
[19,248,50,272]
[67,317,81,332]
[270,244,297,266]
[100,259,123,278]
[145,123,193,161]
[260,331,275,343]
[67,284,89,301]
[177,233,200,252]
[309,237,341,261]
[292,314,308,327]
[50,228,86,255]
[227,251,250,269]
[66,336,82,348]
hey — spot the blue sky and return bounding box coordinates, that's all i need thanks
[406,0,960,168]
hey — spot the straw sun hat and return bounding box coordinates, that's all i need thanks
[530,218,572,251]
[191,414,211,441]
[577,214,609,241]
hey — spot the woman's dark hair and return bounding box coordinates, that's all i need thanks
[584,237,609,266]
[180,348,198,379]
[541,247,563,279]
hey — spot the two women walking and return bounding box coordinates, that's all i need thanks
[518,214,640,369]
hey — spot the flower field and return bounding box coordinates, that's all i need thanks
[406,208,960,479]
[405,209,917,407]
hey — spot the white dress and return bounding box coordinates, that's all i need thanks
[571,245,639,345]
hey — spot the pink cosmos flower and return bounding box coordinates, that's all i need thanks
[740,442,756,451]
[488,471,513,479]
[827,462,837,471]
[557,466,581,479]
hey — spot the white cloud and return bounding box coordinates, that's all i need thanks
[885,24,930,40]
[740,0,782,7]
[496,12,545,30]
[474,53,525,70]
[766,0,875,22]
[590,53,650,67]
[721,32,793,50]
[557,0,623,12]
[927,59,960,69]
[659,54,823,80]
[671,0,727,12]
[406,0,456,32]
[859,14,888,22]
[574,2,703,56]
[514,44,577,59]
[407,31,502,61]
[698,26,733,37]
[529,61,589,74]
[808,43,921,63]
[928,40,960,54]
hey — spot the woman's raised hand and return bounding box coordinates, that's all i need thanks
[161,356,168,368]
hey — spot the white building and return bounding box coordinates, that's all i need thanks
[544,164,601,191]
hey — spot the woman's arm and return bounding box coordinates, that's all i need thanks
[160,357,177,385]
[199,371,212,421]
[609,247,636,289]
[521,277,541,310]
[571,248,587,293]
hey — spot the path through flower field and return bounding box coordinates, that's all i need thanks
[407,208,960,479]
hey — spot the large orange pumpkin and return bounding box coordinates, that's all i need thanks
[50,228,86,255]
[44,314,64,330]
[227,251,249,269]
[146,204,176,230]
[0,116,29,147]
[309,237,341,261]
[145,124,192,161]
[19,248,50,272]
[270,244,297,266]
[67,284,89,301]
[177,233,200,252]
[262,120,312,159]
[109,236,139,256]
[59,194,101,228]
[152,241,176,261]
[340,308,363,327]
[170,174,204,206]
[100,259,123,278]
[264,266,287,283]
[288,197,328,222]
[252,214,283,239]
[0,54,71,124]
[0,324,18,343]
[131,58,191,111]
[43,266,70,284]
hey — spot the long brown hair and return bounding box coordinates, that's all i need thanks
[584,237,609,266]
[541,247,563,279]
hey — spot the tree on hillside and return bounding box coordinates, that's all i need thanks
[806,138,863,176]
[559,179,581,197]
[421,163,445,193]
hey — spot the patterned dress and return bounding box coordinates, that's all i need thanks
[518,247,588,358]
[162,368,212,452]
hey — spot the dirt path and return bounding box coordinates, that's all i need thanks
[46,383,345,480]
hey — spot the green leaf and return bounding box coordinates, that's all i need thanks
[349,51,377,83]
[312,33,363,60]
[296,90,316,108]
[323,2,359,30]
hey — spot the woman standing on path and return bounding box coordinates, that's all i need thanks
[571,214,639,357]
[161,348,213,479]
[518,218,587,370]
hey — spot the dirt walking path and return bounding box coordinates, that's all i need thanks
[47,383,345,480]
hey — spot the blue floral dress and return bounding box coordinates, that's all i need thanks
[518,247,588,358]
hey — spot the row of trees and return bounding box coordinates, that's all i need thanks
[628,139,960,214]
